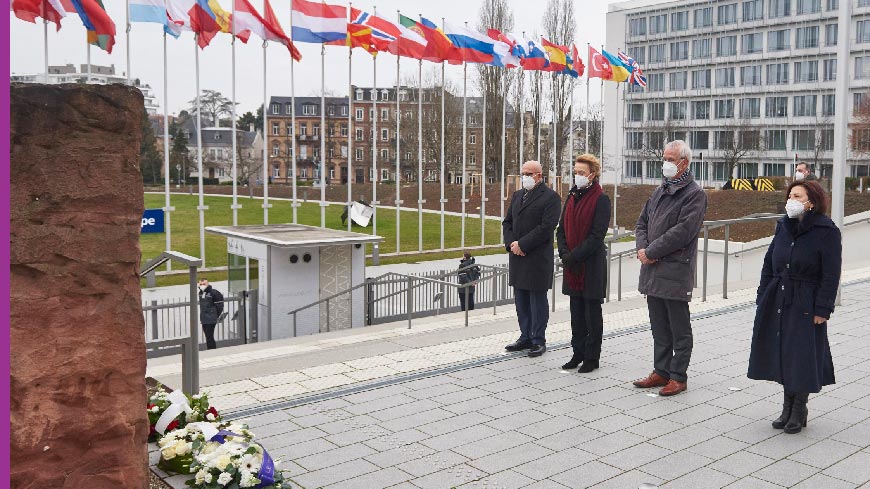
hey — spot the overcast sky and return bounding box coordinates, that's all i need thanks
[9,0,609,115]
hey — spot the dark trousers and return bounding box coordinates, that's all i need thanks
[458,288,475,311]
[202,323,217,350]
[647,296,693,383]
[514,288,549,345]
[570,296,604,360]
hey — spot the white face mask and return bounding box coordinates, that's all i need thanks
[574,175,590,188]
[785,199,807,218]
[662,161,679,179]
[794,171,805,181]
[521,175,536,191]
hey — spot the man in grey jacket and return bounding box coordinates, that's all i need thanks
[632,140,708,396]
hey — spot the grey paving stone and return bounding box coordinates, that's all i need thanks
[417,411,493,437]
[830,421,870,448]
[582,430,647,457]
[410,463,487,489]
[823,451,870,485]
[624,418,686,439]
[792,473,860,489]
[396,450,470,478]
[639,450,713,481]
[467,442,554,475]
[520,478,570,488]
[326,467,413,489]
[825,406,870,425]
[584,413,644,434]
[258,426,329,450]
[623,398,689,421]
[528,388,579,405]
[492,386,545,402]
[378,408,455,432]
[458,469,536,489]
[722,477,783,489]
[442,395,503,415]
[788,439,862,469]
[696,413,755,434]
[404,381,465,400]
[292,458,380,488]
[745,432,819,460]
[239,409,292,428]
[728,399,782,421]
[592,469,664,489]
[363,428,429,451]
[708,451,777,479]
[420,424,502,452]
[364,443,436,469]
[686,437,751,460]
[564,403,621,423]
[515,415,583,438]
[324,424,394,447]
[316,414,381,435]
[663,403,729,425]
[600,441,673,471]
[708,391,767,411]
[429,388,489,406]
[451,430,536,459]
[659,467,738,489]
[343,384,412,405]
[269,437,339,461]
[753,459,819,487]
[477,399,541,418]
[344,394,421,416]
[291,409,356,428]
[535,425,605,451]
[550,460,623,489]
[650,425,721,452]
[512,447,597,481]
[369,399,444,422]
[294,442,378,472]
[725,419,783,445]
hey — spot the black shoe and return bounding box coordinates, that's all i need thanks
[505,340,533,352]
[772,390,795,429]
[528,344,547,357]
[577,359,599,373]
[562,355,583,370]
[784,393,809,434]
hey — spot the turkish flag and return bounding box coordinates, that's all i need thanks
[587,46,613,80]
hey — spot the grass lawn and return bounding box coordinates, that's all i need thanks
[142,194,504,283]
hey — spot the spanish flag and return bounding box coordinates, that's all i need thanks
[540,37,567,72]
[600,49,632,82]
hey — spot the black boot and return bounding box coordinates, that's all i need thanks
[562,354,582,370]
[772,390,795,429]
[577,359,599,373]
[784,393,809,434]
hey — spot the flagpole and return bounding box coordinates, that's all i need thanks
[440,18,446,251]
[585,43,590,154]
[87,42,92,82]
[231,2,239,226]
[163,32,173,272]
[519,61,525,171]
[613,82,619,234]
[417,41,423,253]
[372,45,379,260]
[568,80,574,165]
[195,36,206,264]
[43,20,49,83]
[481,79,487,247]
[552,73,557,191]
[395,14,401,254]
[125,0,131,85]
[535,73,541,165]
[290,2,298,223]
[461,59,468,249]
[264,41,272,225]
[320,43,327,228]
[500,68,507,222]
[347,5,354,233]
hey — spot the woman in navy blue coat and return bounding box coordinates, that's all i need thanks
[748,181,841,434]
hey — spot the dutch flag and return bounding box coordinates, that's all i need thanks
[291,0,347,44]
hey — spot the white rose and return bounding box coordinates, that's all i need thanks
[203,472,213,484]
[195,469,208,484]
[192,394,202,400]
[160,447,176,461]
[206,413,216,421]
[212,454,232,471]
[173,440,190,457]
[239,472,259,488]
[217,472,233,486]
[150,406,160,413]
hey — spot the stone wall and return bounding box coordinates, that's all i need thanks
[10,84,148,488]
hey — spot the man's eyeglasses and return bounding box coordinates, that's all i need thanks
[521,172,540,177]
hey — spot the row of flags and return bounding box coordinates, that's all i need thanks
[11,0,647,85]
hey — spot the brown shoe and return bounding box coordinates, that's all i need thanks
[632,372,669,388]
[659,380,688,396]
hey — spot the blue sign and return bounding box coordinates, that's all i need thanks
[141,209,165,234]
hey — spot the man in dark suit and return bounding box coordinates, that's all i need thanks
[502,160,562,357]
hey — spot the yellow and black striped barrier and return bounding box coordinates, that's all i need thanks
[724,178,776,191]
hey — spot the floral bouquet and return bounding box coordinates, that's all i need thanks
[157,422,253,476]
[148,385,220,442]
[186,427,290,489]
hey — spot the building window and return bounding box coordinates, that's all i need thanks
[692,39,712,59]
[628,46,646,64]
[355,128,363,141]
[650,14,667,34]
[379,128,388,141]
[794,61,819,82]
[341,106,348,116]
[718,3,737,24]
[273,166,280,178]
[355,148,363,161]
[629,17,647,36]
[271,143,280,156]
[859,21,870,43]
[743,0,764,21]
[823,59,837,81]
[669,71,688,90]
[625,161,643,178]
[340,125,348,137]
[670,41,689,61]
[715,99,735,119]
[648,102,665,121]
[825,24,838,46]
[213,132,222,141]
[742,33,763,54]
[819,129,834,151]
[327,106,335,116]
[627,132,644,150]
[381,168,390,180]
[768,29,790,51]
[670,101,687,120]
[692,69,711,89]
[792,130,816,150]
[740,65,762,86]
[766,97,788,117]
[649,44,666,63]
[715,130,735,149]
[648,73,664,91]
[287,124,293,136]
[794,95,817,116]
[857,57,870,79]
[671,11,688,30]
[691,100,710,120]
[694,7,713,27]
[716,67,735,88]
[380,149,389,160]
[355,89,363,101]
[271,103,280,114]
[796,26,819,48]
[766,129,787,150]
[629,104,643,122]
[302,105,316,116]
[826,0,838,10]
[285,104,292,115]
[299,125,307,136]
[469,154,476,165]
[312,124,320,137]
[355,108,363,121]
[470,134,477,144]
[822,94,835,116]
[740,98,761,118]
[272,122,279,136]
[769,0,790,17]
[380,108,389,121]
[717,35,737,56]
[796,0,821,14]
[690,130,709,150]
[767,63,789,84]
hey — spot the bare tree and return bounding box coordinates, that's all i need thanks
[849,93,870,156]
[187,89,236,128]
[542,0,577,179]
[715,119,765,178]
[638,117,686,162]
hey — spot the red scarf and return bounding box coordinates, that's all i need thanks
[564,183,603,291]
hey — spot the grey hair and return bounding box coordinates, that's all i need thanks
[665,140,692,162]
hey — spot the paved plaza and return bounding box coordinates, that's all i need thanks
[150,269,870,488]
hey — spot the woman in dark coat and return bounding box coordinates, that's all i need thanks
[556,154,611,373]
[748,180,841,434]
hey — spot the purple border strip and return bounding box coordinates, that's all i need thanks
[2,8,12,489]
